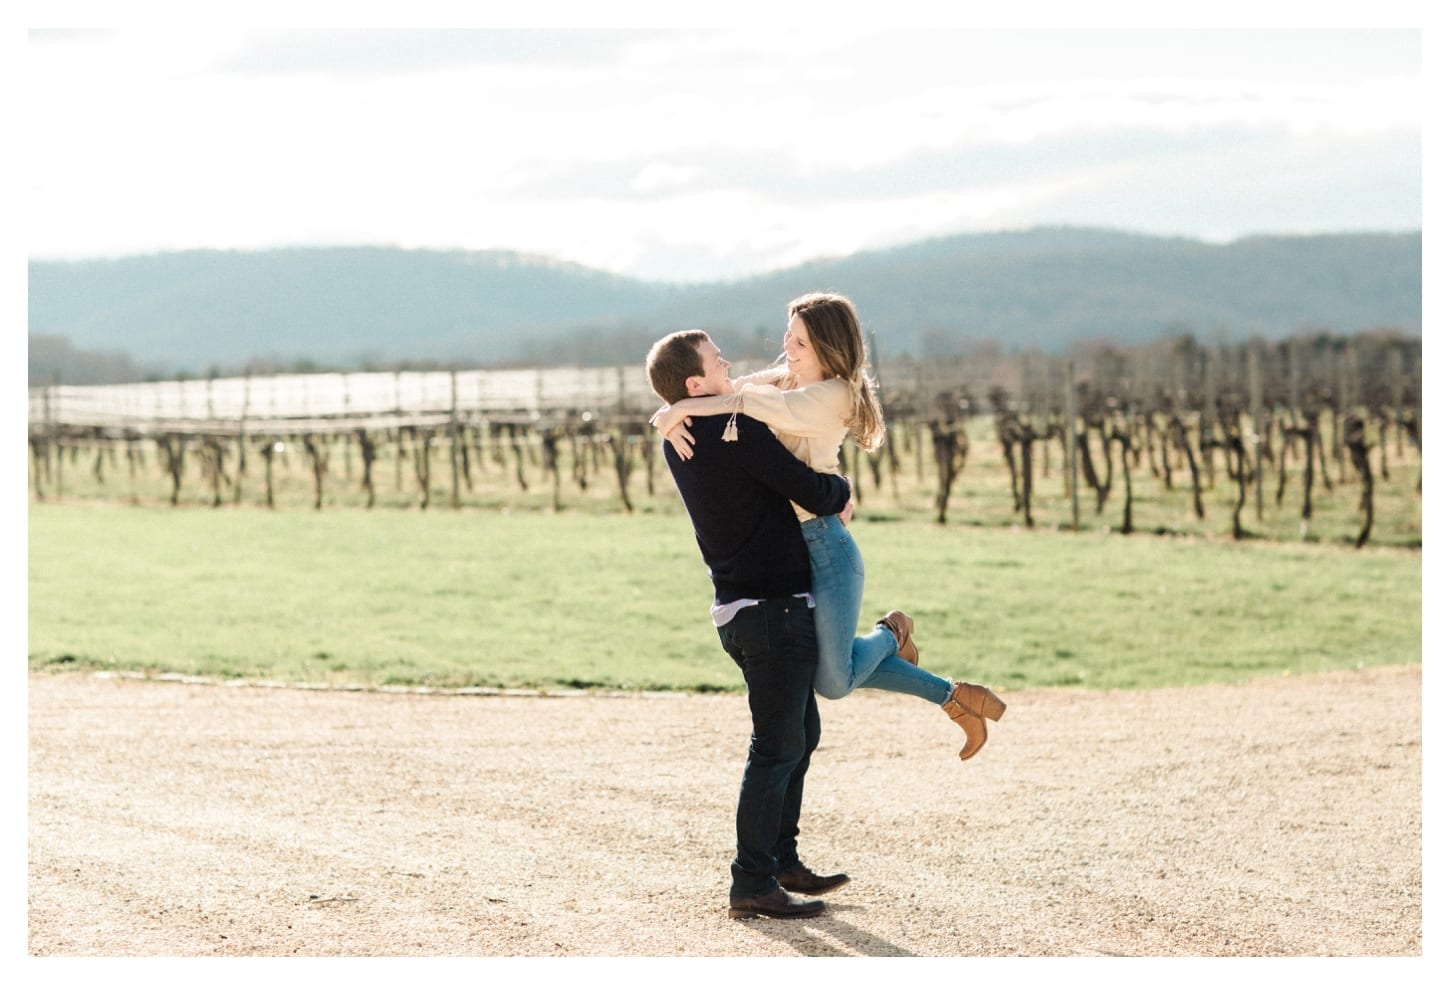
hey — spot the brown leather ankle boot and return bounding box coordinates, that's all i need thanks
[876,610,918,665]
[942,681,1006,761]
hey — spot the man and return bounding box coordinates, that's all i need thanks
[646,330,853,920]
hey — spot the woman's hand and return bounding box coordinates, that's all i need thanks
[839,498,855,524]
[663,423,695,460]
[650,403,696,460]
[649,403,693,436]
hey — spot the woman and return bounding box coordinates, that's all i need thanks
[651,292,1005,761]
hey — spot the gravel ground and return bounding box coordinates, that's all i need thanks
[26,666,1421,958]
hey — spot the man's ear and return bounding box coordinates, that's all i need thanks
[684,375,706,397]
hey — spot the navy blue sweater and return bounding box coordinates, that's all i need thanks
[664,413,852,604]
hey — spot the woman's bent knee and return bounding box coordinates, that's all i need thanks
[813,676,853,700]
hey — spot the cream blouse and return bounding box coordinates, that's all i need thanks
[731,370,851,521]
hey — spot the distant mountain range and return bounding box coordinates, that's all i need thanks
[28,226,1421,385]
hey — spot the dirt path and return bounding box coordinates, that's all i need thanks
[27,666,1421,957]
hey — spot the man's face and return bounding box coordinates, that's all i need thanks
[690,338,733,396]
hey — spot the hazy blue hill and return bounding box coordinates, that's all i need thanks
[595,228,1420,359]
[28,247,679,376]
[28,228,1420,383]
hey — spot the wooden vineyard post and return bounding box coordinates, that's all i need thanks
[1249,346,1264,521]
[541,428,563,511]
[450,372,461,510]
[1275,410,1291,508]
[1311,401,1334,493]
[929,419,965,525]
[1075,425,1106,515]
[990,389,1022,514]
[1404,408,1422,494]
[1066,362,1079,531]
[467,423,483,492]
[458,423,476,495]
[1157,407,1174,491]
[124,430,140,505]
[393,428,405,494]
[199,437,228,508]
[93,435,109,489]
[1336,353,1350,484]
[302,434,328,511]
[32,384,51,500]
[341,378,353,484]
[571,419,592,493]
[914,368,926,489]
[260,439,276,509]
[1277,418,1317,537]
[412,428,434,510]
[157,433,186,506]
[1143,404,1160,481]
[509,423,530,492]
[29,436,45,501]
[1384,347,1403,481]
[1004,416,1020,514]
[1169,414,1205,520]
[1019,420,1036,529]
[53,384,65,499]
[850,442,867,508]
[234,376,249,506]
[1202,349,1218,489]
[609,427,635,513]
[1229,409,1249,541]
[1301,413,1319,529]
[1344,413,1374,548]
[1113,424,1134,535]
[357,428,378,509]
[643,424,657,497]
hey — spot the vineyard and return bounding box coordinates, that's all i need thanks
[27,332,1422,548]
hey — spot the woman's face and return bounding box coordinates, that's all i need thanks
[783,315,826,384]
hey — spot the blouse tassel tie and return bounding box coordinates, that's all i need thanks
[721,391,743,442]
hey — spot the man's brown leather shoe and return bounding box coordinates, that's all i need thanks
[777,864,850,895]
[727,886,826,920]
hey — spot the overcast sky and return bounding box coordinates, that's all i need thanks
[24,18,1425,284]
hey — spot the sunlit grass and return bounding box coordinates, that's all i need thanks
[29,500,1420,693]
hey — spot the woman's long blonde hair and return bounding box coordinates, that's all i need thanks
[783,292,886,452]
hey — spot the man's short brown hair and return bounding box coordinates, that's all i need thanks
[645,330,711,404]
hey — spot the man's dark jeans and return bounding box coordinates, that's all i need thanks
[716,596,821,900]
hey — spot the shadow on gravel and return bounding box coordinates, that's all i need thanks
[736,907,917,957]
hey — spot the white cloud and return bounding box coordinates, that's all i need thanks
[630,163,700,193]
[24,27,1423,281]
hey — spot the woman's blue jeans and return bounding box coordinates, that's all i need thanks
[800,514,953,705]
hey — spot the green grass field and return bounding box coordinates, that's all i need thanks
[28,498,1421,693]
